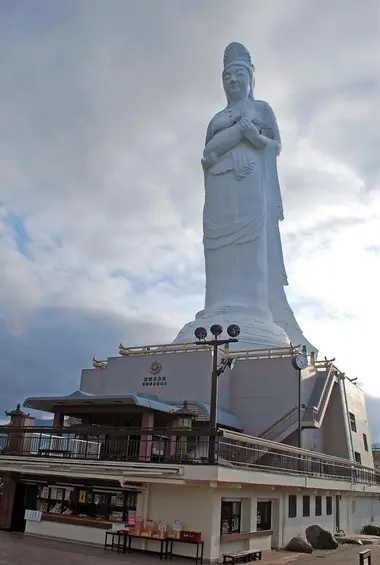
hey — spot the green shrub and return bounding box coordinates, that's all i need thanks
[361,525,380,536]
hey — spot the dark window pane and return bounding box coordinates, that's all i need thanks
[288,495,297,518]
[220,500,241,534]
[326,496,332,515]
[303,495,310,517]
[315,496,322,516]
[363,434,369,452]
[349,412,357,433]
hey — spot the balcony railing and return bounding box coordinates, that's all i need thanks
[1,425,379,486]
[220,430,380,486]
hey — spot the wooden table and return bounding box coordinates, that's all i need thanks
[104,530,123,553]
[166,538,204,564]
[125,534,167,560]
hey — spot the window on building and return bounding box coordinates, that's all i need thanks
[349,412,357,432]
[288,495,297,518]
[220,499,241,534]
[363,433,369,452]
[35,485,137,522]
[315,496,322,516]
[326,496,332,515]
[303,495,310,517]
[354,451,362,464]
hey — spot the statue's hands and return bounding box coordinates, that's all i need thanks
[201,152,218,169]
[239,118,260,139]
[239,117,266,148]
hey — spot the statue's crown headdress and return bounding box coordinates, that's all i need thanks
[223,42,255,72]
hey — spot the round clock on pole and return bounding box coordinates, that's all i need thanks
[292,354,308,371]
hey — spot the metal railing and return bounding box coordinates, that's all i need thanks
[259,407,299,441]
[220,430,380,485]
[314,363,336,422]
[1,425,379,485]
[0,426,215,464]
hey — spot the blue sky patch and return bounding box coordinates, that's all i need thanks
[6,214,32,258]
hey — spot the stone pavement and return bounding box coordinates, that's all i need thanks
[0,532,378,565]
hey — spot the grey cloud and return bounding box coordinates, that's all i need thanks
[1,0,379,409]
[0,306,175,416]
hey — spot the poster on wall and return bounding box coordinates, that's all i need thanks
[79,490,86,503]
[127,511,136,526]
[24,510,42,522]
[41,487,49,499]
[64,489,73,502]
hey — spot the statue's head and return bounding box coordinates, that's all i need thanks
[222,42,255,103]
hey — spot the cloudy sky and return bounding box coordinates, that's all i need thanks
[1,1,379,430]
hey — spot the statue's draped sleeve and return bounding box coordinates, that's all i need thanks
[262,101,284,221]
[205,120,213,146]
[262,102,281,154]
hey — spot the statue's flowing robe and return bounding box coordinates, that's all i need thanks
[202,100,287,319]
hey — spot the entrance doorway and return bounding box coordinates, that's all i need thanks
[257,501,272,531]
[10,483,38,532]
[335,495,340,532]
[10,483,26,532]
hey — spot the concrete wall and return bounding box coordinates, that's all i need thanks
[351,496,380,533]
[338,495,380,534]
[230,357,308,436]
[344,380,374,468]
[81,353,309,437]
[282,492,335,542]
[26,520,106,544]
[280,491,380,544]
[146,484,273,561]
[80,350,231,408]
[322,382,350,460]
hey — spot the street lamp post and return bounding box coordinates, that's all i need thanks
[291,349,309,450]
[194,324,240,464]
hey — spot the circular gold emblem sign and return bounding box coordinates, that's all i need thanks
[150,361,162,374]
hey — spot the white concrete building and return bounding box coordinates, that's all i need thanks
[0,343,379,562]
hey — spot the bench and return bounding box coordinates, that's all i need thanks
[359,549,371,565]
[222,549,262,564]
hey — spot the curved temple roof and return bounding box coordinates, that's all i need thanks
[23,391,242,430]
[23,391,176,413]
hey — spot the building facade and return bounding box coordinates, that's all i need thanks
[0,343,379,561]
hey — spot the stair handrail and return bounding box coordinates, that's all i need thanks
[259,363,337,441]
[259,406,298,440]
[315,363,336,421]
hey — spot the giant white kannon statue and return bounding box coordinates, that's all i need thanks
[174,42,316,352]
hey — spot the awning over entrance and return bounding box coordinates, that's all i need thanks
[23,391,177,414]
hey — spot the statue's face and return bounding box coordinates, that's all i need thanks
[223,64,251,101]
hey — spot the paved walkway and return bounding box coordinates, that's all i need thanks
[0,532,378,564]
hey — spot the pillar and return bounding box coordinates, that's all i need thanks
[53,413,64,428]
[139,412,154,462]
[208,489,223,562]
